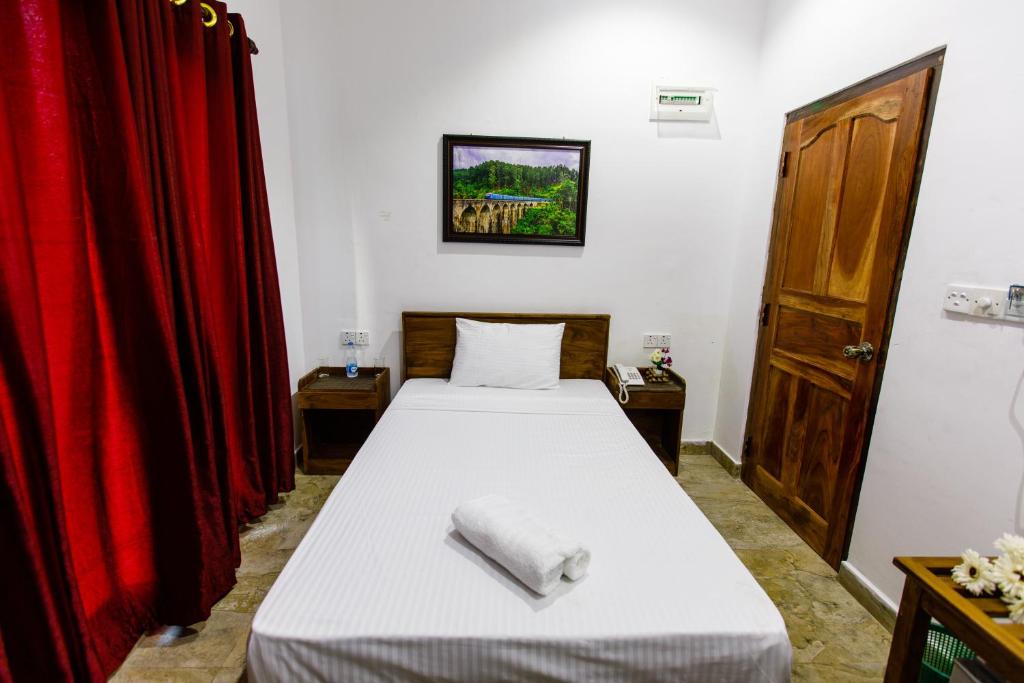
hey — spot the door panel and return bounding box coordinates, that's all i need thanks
[827,115,898,301]
[758,365,793,482]
[743,63,935,568]
[782,125,838,293]
[774,307,862,379]
[795,384,847,521]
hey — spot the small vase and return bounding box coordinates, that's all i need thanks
[651,367,664,378]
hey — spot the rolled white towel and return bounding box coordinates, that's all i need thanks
[452,494,590,596]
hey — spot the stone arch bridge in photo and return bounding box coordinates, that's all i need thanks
[451,197,550,234]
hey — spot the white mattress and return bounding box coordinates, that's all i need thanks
[249,379,791,682]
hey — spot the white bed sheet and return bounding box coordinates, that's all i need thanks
[249,379,791,682]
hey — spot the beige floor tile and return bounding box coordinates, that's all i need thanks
[118,612,253,671]
[211,668,247,683]
[111,667,247,683]
[110,668,220,682]
[695,501,812,550]
[211,572,280,614]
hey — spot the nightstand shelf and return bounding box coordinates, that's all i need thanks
[605,367,686,475]
[296,366,390,475]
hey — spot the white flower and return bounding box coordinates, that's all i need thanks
[993,554,1024,600]
[995,533,1024,563]
[951,550,996,596]
[1005,594,1024,624]
[649,350,662,363]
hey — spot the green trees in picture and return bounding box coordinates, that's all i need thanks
[452,160,580,236]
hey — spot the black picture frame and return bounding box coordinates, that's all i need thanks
[442,134,590,246]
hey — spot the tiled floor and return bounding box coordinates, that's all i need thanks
[112,453,891,682]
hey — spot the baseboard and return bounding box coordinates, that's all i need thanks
[681,440,711,455]
[680,439,741,478]
[838,561,897,632]
[708,441,741,478]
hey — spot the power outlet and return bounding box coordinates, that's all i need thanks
[943,285,1007,319]
[642,333,672,348]
[341,330,371,346]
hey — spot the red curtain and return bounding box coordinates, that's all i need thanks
[0,1,294,680]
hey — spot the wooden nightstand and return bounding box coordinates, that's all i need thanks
[296,366,390,475]
[886,556,1024,682]
[605,367,686,475]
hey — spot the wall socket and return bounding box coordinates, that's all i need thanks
[642,333,672,348]
[942,285,1007,320]
[341,330,370,346]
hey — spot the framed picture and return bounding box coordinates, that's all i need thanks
[442,134,591,246]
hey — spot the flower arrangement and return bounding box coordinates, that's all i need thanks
[951,533,1024,622]
[649,347,673,373]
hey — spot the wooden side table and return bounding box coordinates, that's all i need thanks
[296,366,390,475]
[604,367,686,475]
[886,556,1024,681]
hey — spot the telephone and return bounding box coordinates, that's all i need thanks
[613,364,644,404]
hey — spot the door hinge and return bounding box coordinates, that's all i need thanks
[760,302,771,327]
[743,436,753,459]
[779,151,790,178]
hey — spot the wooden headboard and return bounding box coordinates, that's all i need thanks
[401,312,610,381]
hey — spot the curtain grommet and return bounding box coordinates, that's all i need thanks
[200,2,217,28]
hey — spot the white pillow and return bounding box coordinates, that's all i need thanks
[449,318,565,389]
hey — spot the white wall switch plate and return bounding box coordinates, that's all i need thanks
[643,333,672,348]
[943,285,1007,320]
[356,330,370,346]
[341,330,357,345]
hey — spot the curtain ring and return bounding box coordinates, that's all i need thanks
[227,19,235,37]
[170,0,187,5]
[200,2,217,27]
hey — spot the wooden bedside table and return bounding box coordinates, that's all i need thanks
[886,556,1024,682]
[605,367,686,475]
[296,366,390,475]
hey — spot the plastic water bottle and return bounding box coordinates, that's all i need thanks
[345,341,359,378]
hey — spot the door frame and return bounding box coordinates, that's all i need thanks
[740,47,946,564]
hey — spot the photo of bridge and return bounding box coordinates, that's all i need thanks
[451,195,550,234]
[448,142,583,238]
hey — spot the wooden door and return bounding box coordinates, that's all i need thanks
[742,55,941,568]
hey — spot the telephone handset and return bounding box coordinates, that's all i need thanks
[614,364,644,404]
[615,364,644,385]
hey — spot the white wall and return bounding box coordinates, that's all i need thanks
[275,0,768,440]
[234,0,306,387]
[714,0,1024,604]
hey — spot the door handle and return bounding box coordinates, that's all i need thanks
[842,341,874,362]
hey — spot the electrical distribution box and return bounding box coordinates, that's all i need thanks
[650,85,715,122]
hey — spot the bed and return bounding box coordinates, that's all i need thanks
[248,313,791,682]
